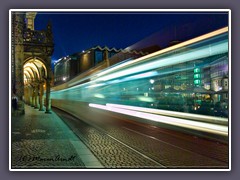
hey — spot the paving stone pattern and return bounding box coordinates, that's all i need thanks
[11,105,86,169]
[106,128,228,168]
[54,108,228,169]
[55,109,164,168]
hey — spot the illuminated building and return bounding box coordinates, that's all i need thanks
[54,46,148,85]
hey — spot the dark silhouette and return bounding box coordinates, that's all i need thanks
[12,95,18,110]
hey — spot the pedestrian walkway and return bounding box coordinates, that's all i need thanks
[11,105,103,169]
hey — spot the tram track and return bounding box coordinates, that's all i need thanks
[52,107,165,168]
[52,105,228,169]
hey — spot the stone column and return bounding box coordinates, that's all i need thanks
[24,87,28,104]
[12,13,25,114]
[15,45,25,114]
[34,84,39,109]
[45,78,51,114]
[45,57,52,114]
[31,85,35,107]
[29,87,32,105]
[25,12,37,30]
[39,82,44,111]
[25,87,31,105]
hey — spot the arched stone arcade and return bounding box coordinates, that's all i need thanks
[23,57,51,113]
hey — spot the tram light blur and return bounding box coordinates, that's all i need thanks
[137,96,154,102]
[89,103,228,136]
[150,79,155,84]
[94,94,105,99]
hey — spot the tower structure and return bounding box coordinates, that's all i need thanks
[25,12,37,30]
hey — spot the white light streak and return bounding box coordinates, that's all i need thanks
[86,83,106,88]
[137,96,155,102]
[94,94,105,99]
[89,103,228,136]
[106,103,228,124]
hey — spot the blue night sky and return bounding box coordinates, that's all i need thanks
[34,11,228,63]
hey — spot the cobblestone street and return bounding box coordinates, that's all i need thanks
[54,106,228,169]
[10,104,228,169]
[11,105,102,169]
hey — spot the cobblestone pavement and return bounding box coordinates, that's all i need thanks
[11,105,102,169]
[54,108,164,168]
[53,106,228,169]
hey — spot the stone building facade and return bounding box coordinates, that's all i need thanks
[11,11,54,114]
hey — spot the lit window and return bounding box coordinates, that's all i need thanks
[194,68,201,73]
[194,74,201,79]
[194,79,201,85]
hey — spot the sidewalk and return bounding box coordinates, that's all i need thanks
[11,105,103,169]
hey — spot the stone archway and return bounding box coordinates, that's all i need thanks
[23,57,52,113]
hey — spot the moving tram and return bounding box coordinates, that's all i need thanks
[51,27,229,137]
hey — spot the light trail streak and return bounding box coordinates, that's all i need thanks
[106,103,228,124]
[89,103,228,136]
[52,27,228,94]
[97,41,228,81]
[93,27,228,79]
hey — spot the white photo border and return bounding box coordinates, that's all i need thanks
[9,9,231,172]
